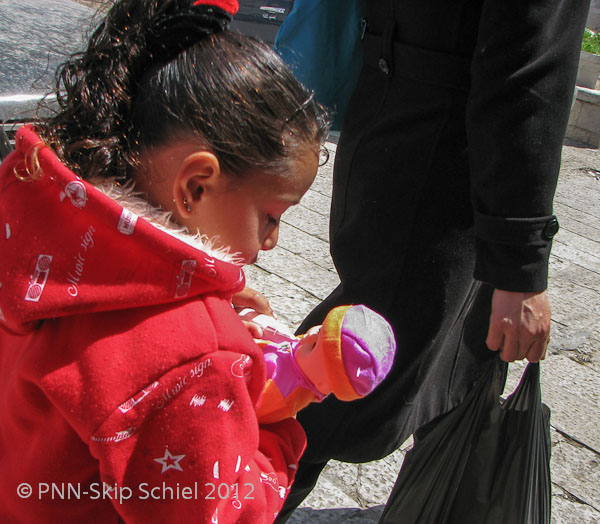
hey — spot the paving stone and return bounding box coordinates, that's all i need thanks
[317,459,400,509]
[243,265,320,330]
[554,229,600,268]
[548,253,573,275]
[504,355,600,452]
[276,222,336,272]
[300,189,333,217]
[296,446,409,518]
[551,432,600,510]
[548,277,600,342]
[556,172,600,204]
[284,204,331,242]
[310,172,334,198]
[554,202,600,243]
[319,462,363,503]
[255,245,340,301]
[552,238,600,274]
[355,459,404,506]
[555,196,600,227]
[544,270,600,373]
[551,484,600,524]
[552,261,600,294]
[549,273,600,315]
[550,323,599,357]
[555,184,600,222]
[301,475,359,510]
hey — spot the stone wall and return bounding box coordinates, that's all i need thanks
[566,3,600,147]
[587,0,600,31]
[567,87,600,148]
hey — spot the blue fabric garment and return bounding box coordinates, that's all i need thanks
[274,0,367,130]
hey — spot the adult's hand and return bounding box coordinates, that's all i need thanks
[486,289,551,363]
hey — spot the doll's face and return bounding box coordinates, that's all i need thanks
[295,326,322,353]
[294,326,332,395]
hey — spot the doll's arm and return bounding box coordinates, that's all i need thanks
[237,307,296,343]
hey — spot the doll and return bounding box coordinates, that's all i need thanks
[239,305,396,424]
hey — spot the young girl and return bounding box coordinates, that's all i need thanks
[0,1,328,523]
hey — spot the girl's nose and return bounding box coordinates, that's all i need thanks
[261,224,279,251]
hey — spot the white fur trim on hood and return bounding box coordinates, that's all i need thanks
[90,177,244,265]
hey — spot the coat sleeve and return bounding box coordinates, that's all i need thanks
[466,0,590,292]
[87,350,306,524]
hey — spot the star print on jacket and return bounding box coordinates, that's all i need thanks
[155,448,186,474]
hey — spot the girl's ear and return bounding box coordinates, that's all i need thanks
[173,151,222,217]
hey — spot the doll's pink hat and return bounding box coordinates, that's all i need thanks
[320,305,396,401]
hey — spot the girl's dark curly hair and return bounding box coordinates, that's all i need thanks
[38,0,328,182]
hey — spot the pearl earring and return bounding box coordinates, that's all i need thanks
[183,198,191,212]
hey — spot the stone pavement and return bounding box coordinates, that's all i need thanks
[244,135,600,524]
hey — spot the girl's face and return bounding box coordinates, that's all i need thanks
[191,151,319,264]
[137,142,319,265]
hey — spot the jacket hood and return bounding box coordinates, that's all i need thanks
[0,126,245,333]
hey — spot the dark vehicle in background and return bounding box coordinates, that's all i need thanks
[0,0,294,162]
[231,0,293,46]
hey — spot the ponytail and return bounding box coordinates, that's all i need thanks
[39,0,328,183]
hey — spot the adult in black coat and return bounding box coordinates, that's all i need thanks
[275,0,591,521]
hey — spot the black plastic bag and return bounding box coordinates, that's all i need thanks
[379,358,551,524]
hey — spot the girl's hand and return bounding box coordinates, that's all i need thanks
[233,287,274,338]
[232,286,273,315]
[486,289,551,363]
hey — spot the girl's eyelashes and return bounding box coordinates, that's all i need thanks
[267,215,279,226]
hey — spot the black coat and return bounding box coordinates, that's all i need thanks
[279,0,590,518]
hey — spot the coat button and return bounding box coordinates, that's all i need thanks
[378,58,391,76]
[542,217,559,240]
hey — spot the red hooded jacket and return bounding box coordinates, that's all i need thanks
[0,127,306,523]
